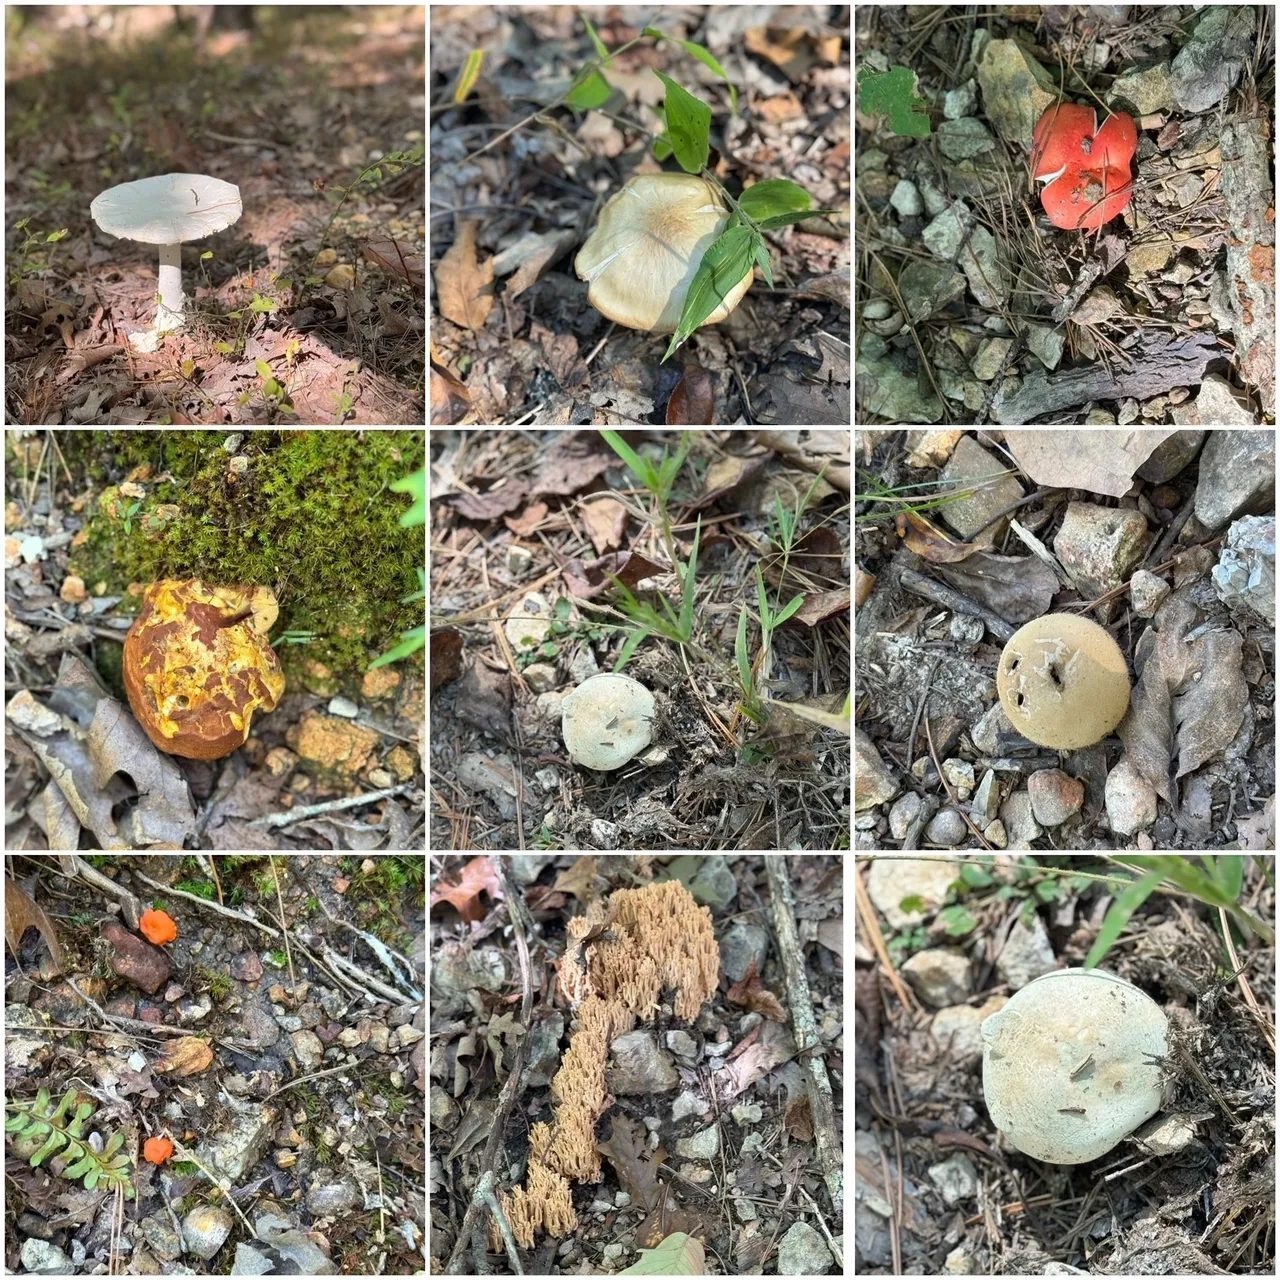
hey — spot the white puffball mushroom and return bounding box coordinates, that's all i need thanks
[90,173,242,346]
[561,673,655,771]
[982,967,1168,1164]
[574,173,754,334]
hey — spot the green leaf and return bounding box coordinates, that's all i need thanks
[390,465,426,527]
[255,358,272,380]
[653,72,710,173]
[772,593,805,628]
[856,65,931,138]
[367,625,425,670]
[735,605,752,693]
[582,13,610,59]
[619,1232,706,1275]
[738,179,811,222]
[661,225,755,361]
[566,68,612,111]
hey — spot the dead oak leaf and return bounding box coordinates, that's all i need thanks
[552,857,600,906]
[4,878,65,975]
[153,1037,214,1077]
[726,960,786,1021]
[430,857,504,923]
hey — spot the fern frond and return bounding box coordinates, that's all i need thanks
[5,1088,136,1199]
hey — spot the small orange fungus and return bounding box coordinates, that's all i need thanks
[143,1136,174,1165]
[139,909,178,946]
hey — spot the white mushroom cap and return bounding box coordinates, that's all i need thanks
[561,674,655,771]
[90,173,242,338]
[90,173,242,244]
[982,967,1168,1164]
[574,173,754,334]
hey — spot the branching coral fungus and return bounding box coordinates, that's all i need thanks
[496,878,720,1251]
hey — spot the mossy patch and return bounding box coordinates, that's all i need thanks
[60,430,424,689]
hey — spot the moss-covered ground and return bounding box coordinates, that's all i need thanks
[44,429,424,692]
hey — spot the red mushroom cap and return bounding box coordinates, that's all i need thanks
[139,908,178,946]
[143,1135,174,1165]
[1032,104,1137,230]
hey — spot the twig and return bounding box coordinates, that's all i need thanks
[444,858,534,1275]
[899,567,1016,642]
[261,1063,356,1104]
[268,857,297,989]
[129,869,281,938]
[65,977,200,1038]
[249,784,414,829]
[763,861,843,1217]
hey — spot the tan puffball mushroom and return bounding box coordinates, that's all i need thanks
[996,613,1130,749]
[561,673,655,770]
[982,968,1168,1164]
[574,173,754,334]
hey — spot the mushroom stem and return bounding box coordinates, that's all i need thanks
[154,242,185,332]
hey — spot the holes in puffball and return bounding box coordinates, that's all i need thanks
[175,695,189,708]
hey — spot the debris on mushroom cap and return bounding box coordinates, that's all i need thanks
[90,173,243,245]
[123,578,285,760]
[561,673,655,770]
[574,173,754,334]
[90,173,242,336]
[982,967,1168,1164]
[1031,105,1137,230]
[996,613,1130,749]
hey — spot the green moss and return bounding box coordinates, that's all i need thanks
[176,878,215,899]
[63,430,424,687]
[196,965,234,1002]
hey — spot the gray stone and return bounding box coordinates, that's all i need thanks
[718,922,769,983]
[239,998,281,1049]
[182,1204,233,1260]
[1194,429,1275,530]
[777,1220,833,1275]
[671,1090,709,1123]
[141,1215,183,1261]
[731,1102,762,1125]
[255,1212,332,1274]
[522,663,557,693]
[290,1030,324,1072]
[674,1124,719,1160]
[688,857,737,910]
[20,1240,74,1274]
[606,1031,677,1094]
[665,1030,697,1059]
[306,1181,360,1216]
[195,1104,274,1182]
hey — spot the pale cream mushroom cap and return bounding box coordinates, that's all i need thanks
[997,613,1130,749]
[574,173,754,334]
[561,673,655,770]
[982,968,1168,1164]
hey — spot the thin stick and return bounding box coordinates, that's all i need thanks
[268,856,297,989]
[764,860,843,1216]
[130,869,281,938]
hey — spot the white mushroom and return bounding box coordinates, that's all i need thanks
[561,674,655,771]
[90,173,242,346]
[981,967,1168,1164]
[574,173,754,334]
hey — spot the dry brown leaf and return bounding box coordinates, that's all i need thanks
[430,856,505,922]
[362,237,425,287]
[4,879,65,975]
[435,220,494,330]
[504,502,550,536]
[726,960,787,1021]
[153,1037,214,1077]
[552,857,600,907]
[581,498,627,554]
[784,1094,814,1141]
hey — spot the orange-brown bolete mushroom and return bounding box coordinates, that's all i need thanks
[123,578,285,760]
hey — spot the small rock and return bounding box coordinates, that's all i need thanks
[689,857,737,910]
[776,1220,832,1275]
[182,1204,233,1259]
[290,1030,325,1072]
[606,1031,677,1094]
[665,1029,697,1058]
[327,696,359,718]
[338,1027,363,1049]
[718,922,768,983]
[589,818,619,850]
[231,953,264,982]
[20,1240,74,1274]
[671,1091,708,1123]
[368,1024,391,1054]
[731,1102,763,1125]
[305,1180,360,1216]
[141,1215,183,1261]
[100,922,170,995]
[675,1125,719,1160]
[1027,769,1085,826]
[522,663,558,693]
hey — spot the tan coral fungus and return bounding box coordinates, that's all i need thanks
[495,878,720,1250]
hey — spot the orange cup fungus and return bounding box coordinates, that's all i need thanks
[1031,103,1137,230]
[139,909,178,946]
[143,1136,174,1165]
[123,579,285,760]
